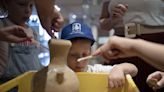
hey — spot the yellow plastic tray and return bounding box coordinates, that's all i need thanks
[77,72,139,92]
[0,71,139,92]
[0,71,35,92]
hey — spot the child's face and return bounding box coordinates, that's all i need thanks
[67,39,92,72]
[5,0,34,25]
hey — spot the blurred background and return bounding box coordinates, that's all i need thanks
[0,0,112,66]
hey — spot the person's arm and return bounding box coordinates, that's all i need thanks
[92,36,164,71]
[34,0,64,37]
[108,63,138,88]
[99,1,113,31]
[132,39,164,71]
[0,26,31,43]
[114,63,138,77]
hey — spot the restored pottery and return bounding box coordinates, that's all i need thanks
[45,39,79,92]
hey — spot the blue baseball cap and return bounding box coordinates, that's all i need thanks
[60,22,95,45]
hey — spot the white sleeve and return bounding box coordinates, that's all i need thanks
[86,64,113,73]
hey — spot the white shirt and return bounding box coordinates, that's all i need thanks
[84,64,114,73]
[105,0,164,26]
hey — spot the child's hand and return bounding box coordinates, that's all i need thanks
[108,65,125,88]
[147,71,164,90]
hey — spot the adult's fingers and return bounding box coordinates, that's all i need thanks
[112,4,128,19]
[147,71,162,81]
[14,26,29,37]
[157,76,164,88]
[117,4,128,13]
[92,48,102,56]
[6,35,29,43]
[51,13,64,32]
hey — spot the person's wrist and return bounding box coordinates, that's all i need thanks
[109,18,115,27]
[100,18,113,31]
[130,39,143,57]
[112,17,123,26]
[112,64,124,73]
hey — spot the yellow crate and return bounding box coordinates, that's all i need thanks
[0,71,139,92]
[77,72,139,92]
[0,71,36,92]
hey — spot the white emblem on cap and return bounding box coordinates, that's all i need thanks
[70,23,83,34]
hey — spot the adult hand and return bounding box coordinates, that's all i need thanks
[39,8,64,38]
[112,4,128,18]
[92,36,137,60]
[110,4,128,25]
[0,25,31,43]
[50,9,64,32]
[99,3,128,31]
[147,71,164,90]
[34,0,64,38]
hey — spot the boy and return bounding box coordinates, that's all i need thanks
[60,22,138,88]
